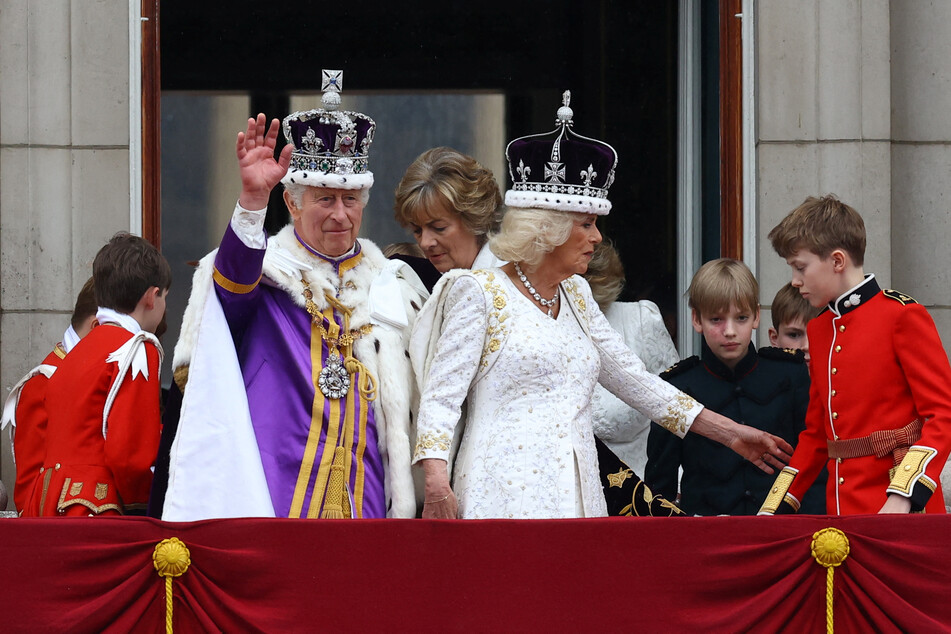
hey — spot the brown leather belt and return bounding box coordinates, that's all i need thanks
[827,418,922,465]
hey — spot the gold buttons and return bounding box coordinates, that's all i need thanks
[839,477,845,484]
[831,390,837,397]
[55,463,61,470]
[832,368,838,375]
[832,412,838,419]
[837,458,842,464]
[39,467,45,473]
[905,465,912,471]
[772,487,779,493]
[835,345,842,352]
[839,325,846,332]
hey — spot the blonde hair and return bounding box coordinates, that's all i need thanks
[770,282,820,330]
[489,207,575,269]
[393,147,502,245]
[768,194,866,265]
[688,258,758,317]
[584,241,625,310]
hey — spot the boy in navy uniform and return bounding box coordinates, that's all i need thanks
[646,258,825,515]
[760,195,951,515]
[768,282,820,367]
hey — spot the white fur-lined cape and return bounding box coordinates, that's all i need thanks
[164,225,427,520]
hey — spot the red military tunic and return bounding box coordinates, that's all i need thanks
[36,325,162,517]
[5,345,66,515]
[761,276,951,515]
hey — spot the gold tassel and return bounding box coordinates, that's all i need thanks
[345,356,377,401]
[321,446,352,519]
[811,527,850,634]
[153,538,191,634]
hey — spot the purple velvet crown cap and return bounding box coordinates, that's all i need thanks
[281,70,375,190]
[504,90,617,215]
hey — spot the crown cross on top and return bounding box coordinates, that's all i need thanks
[321,70,343,111]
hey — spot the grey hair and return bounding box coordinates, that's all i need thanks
[488,207,575,269]
[283,182,371,208]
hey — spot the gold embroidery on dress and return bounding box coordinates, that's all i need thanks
[659,393,697,434]
[479,272,508,371]
[70,481,83,496]
[561,279,587,315]
[619,481,684,516]
[414,431,452,460]
[95,483,108,500]
[888,446,936,495]
[606,468,633,488]
[760,467,798,514]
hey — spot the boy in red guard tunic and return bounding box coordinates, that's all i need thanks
[760,195,951,515]
[1,278,97,515]
[36,233,170,516]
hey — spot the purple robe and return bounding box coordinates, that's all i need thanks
[214,225,385,518]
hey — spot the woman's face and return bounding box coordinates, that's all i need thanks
[547,214,602,276]
[410,201,481,273]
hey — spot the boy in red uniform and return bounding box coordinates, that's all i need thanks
[35,233,170,516]
[760,195,951,515]
[2,278,97,514]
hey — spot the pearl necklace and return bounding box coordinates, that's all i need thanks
[514,262,559,317]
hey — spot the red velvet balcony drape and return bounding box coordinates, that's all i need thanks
[3,515,951,632]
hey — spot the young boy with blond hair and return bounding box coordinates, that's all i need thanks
[768,282,821,364]
[34,233,170,516]
[760,195,951,515]
[646,258,824,515]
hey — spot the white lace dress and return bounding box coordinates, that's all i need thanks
[591,301,680,477]
[411,269,702,519]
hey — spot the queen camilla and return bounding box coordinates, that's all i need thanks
[411,92,792,519]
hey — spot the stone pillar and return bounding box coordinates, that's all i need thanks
[755,0,892,327]
[0,0,133,509]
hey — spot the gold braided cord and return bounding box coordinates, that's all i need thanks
[165,578,173,633]
[153,538,191,634]
[811,528,850,634]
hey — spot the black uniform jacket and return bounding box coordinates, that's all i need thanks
[645,342,826,516]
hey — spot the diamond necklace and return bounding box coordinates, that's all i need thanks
[514,262,559,317]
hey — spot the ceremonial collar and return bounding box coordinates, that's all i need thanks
[96,307,142,334]
[294,230,363,276]
[829,274,879,317]
[62,324,81,353]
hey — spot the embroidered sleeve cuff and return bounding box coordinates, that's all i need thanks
[887,446,938,511]
[759,467,800,515]
[657,393,703,438]
[412,431,452,463]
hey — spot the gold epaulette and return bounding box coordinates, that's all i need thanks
[882,289,918,305]
[659,356,700,380]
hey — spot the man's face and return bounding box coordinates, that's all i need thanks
[286,187,364,257]
[769,316,810,362]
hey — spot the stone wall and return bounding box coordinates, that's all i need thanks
[0,0,133,508]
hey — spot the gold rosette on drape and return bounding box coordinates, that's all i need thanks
[154,538,192,633]
[811,528,850,634]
